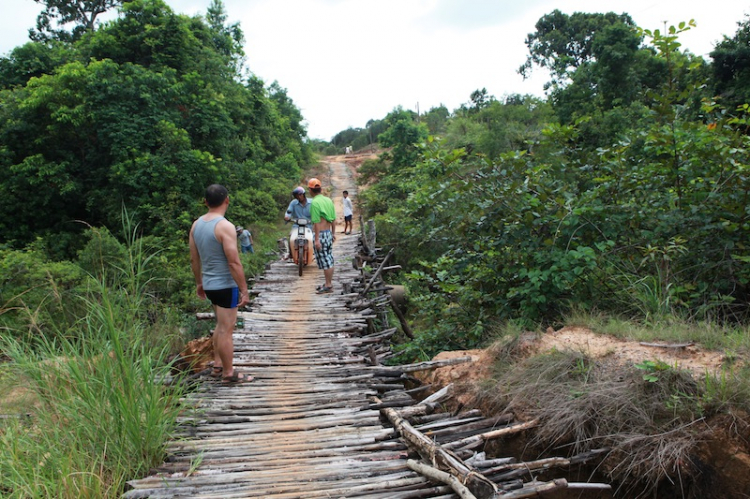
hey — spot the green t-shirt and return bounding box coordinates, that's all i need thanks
[310,194,336,224]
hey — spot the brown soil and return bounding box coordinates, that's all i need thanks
[327,150,379,180]
[421,326,731,388]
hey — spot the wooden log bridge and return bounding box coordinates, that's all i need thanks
[125,228,611,498]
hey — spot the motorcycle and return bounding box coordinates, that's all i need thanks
[288,218,314,276]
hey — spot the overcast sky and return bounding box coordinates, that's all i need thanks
[1,0,749,141]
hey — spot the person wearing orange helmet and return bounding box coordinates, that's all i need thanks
[308,177,337,293]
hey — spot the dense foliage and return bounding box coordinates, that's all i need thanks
[0,0,310,259]
[357,17,750,359]
[0,1,311,494]
[0,0,310,339]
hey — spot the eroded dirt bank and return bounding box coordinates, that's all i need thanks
[418,328,750,498]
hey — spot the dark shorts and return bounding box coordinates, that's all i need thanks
[314,230,334,270]
[344,215,353,222]
[204,287,239,309]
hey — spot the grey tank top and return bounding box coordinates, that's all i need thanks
[193,216,236,291]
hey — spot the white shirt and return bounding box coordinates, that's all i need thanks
[342,196,353,217]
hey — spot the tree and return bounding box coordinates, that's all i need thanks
[0,0,310,256]
[423,105,450,135]
[469,88,492,113]
[0,41,76,89]
[711,16,750,112]
[378,107,428,171]
[205,0,245,73]
[519,10,636,87]
[30,0,128,42]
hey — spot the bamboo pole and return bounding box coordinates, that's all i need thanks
[407,459,477,499]
[381,399,498,499]
[360,248,394,295]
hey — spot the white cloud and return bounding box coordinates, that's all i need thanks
[1,0,748,140]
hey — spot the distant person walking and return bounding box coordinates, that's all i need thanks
[308,178,337,294]
[236,226,254,254]
[342,190,353,235]
[189,184,252,384]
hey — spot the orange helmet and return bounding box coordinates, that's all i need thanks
[308,178,322,189]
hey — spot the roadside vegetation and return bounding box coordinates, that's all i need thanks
[0,0,310,496]
[349,13,750,497]
[356,17,750,359]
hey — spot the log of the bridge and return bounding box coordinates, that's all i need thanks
[367,219,377,251]
[421,414,515,439]
[484,449,613,481]
[568,482,613,491]
[403,384,433,397]
[419,382,453,404]
[196,312,215,320]
[375,355,475,374]
[407,459,477,499]
[466,454,516,468]
[412,409,483,425]
[359,214,371,255]
[497,478,568,498]
[381,400,498,499]
[359,327,398,343]
[360,248,394,296]
[415,414,484,431]
[442,419,540,451]
[486,457,570,481]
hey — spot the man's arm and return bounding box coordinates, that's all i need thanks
[313,223,321,250]
[218,220,250,307]
[311,201,322,249]
[188,222,206,300]
[284,200,295,221]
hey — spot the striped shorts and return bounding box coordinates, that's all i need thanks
[314,230,334,270]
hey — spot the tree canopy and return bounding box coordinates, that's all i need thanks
[0,0,310,257]
[518,10,636,85]
[30,0,128,42]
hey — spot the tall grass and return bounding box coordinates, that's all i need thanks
[0,216,185,498]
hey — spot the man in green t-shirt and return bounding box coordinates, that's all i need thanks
[308,177,337,294]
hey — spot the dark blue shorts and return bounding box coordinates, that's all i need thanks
[344,215,353,222]
[204,287,239,309]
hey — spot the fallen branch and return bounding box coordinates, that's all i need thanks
[639,341,694,349]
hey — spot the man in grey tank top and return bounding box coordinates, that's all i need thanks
[189,184,252,383]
